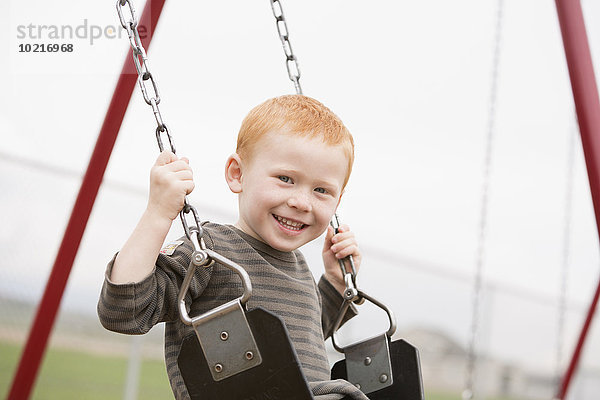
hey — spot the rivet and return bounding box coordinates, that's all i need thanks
[364,357,372,366]
[245,351,254,360]
[220,331,229,341]
[379,374,388,383]
[214,363,223,373]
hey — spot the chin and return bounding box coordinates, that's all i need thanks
[266,235,306,252]
[270,241,300,253]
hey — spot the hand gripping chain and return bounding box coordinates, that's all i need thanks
[116,0,206,258]
[269,5,423,397]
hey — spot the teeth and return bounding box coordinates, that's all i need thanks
[275,215,304,230]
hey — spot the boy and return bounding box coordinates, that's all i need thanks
[98,95,368,399]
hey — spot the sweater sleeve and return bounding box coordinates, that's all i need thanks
[318,275,358,340]
[97,238,212,334]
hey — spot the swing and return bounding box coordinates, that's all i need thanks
[116,0,423,398]
[463,1,503,397]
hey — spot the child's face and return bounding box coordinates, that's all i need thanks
[233,131,348,252]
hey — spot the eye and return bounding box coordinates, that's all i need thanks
[314,187,327,194]
[278,175,291,183]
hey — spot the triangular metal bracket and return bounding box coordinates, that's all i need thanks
[343,333,393,394]
[192,299,262,381]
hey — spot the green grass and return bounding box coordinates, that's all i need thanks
[1,341,172,399]
[424,392,525,400]
[426,393,461,400]
[2,340,513,400]
[424,394,523,400]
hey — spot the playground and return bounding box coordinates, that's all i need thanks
[2,0,600,398]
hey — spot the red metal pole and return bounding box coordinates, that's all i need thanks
[7,1,167,398]
[555,0,600,399]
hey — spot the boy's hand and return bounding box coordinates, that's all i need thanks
[322,224,362,296]
[147,150,195,222]
[110,151,194,284]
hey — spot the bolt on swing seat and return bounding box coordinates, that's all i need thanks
[176,245,314,400]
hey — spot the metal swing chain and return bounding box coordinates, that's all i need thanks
[267,8,401,396]
[116,0,207,257]
[555,113,577,392]
[464,0,504,399]
[269,0,361,300]
[270,0,303,95]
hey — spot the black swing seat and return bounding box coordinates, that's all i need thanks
[327,284,425,400]
[331,336,424,400]
[178,306,424,400]
[178,306,314,400]
[176,247,423,400]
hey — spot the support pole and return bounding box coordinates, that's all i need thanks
[555,1,600,399]
[7,1,167,398]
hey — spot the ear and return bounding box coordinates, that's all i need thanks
[225,153,243,193]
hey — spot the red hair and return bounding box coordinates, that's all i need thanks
[237,95,354,188]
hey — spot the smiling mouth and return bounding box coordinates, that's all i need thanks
[273,214,307,231]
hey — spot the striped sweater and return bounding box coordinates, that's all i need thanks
[97,222,367,399]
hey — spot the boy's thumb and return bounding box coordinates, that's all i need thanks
[156,150,177,166]
[324,225,334,244]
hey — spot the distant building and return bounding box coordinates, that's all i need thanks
[395,327,558,399]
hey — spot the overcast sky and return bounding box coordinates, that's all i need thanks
[2,0,600,379]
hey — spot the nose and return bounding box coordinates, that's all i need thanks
[287,190,312,212]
